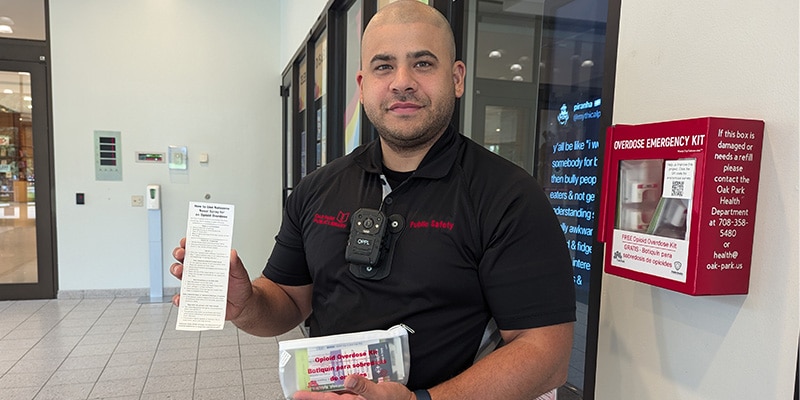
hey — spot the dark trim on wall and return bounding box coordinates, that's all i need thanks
[444,0,464,131]
[795,340,799,400]
[583,0,621,398]
[360,0,378,145]
[0,0,58,299]
[327,7,346,159]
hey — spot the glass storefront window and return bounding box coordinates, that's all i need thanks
[298,57,308,178]
[0,70,37,284]
[461,0,608,395]
[0,0,46,41]
[344,0,363,154]
[314,32,328,167]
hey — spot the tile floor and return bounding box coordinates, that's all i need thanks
[0,297,584,400]
[0,297,303,400]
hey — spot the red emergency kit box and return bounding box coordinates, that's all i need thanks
[598,117,764,295]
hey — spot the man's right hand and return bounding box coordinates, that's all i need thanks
[169,237,255,321]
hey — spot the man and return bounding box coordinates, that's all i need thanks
[171,1,575,399]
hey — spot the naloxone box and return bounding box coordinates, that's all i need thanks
[278,325,411,399]
[599,117,764,295]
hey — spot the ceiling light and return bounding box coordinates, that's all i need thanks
[581,59,595,67]
[510,64,522,72]
[488,50,502,59]
[512,76,524,82]
[0,16,14,34]
[24,96,32,101]
[2,89,12,94]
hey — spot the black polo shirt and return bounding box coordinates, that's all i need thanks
[265,125,575,390]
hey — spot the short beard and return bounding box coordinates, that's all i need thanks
[372,95,454,154]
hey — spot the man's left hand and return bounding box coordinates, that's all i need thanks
[291,374,415,400]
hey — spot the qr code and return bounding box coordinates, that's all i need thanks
[671,181,685,197]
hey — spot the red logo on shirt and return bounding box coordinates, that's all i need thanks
[313,211,350,229]
[408,220,454,231]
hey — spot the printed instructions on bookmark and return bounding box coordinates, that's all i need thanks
[176,202,235,331]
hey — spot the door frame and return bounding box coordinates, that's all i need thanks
[0,38,57,300]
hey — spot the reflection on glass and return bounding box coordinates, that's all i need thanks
[483,105,525,168]
[463,0,608,395]
[344,0,363,154]
[0,0,46,41]
[535,1,607,394]
[474,6,537,82]
[299,57,308,178]
[617,159,663,233]
[617,159,691,241]
[315,32,327,167]
[0,70,37,284]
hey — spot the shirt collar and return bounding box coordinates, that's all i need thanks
[354,125,460,180]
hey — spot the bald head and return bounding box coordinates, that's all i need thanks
[363,1,456,63]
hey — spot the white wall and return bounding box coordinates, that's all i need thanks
[596,1,799,399]
[280,0,331,69]
[47,0,324,293]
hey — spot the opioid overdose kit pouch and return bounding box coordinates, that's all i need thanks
[278,325,411,398]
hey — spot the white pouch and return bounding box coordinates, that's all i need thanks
[278,324,411,399]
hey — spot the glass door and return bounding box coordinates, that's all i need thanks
[313,31,328,168]
[460,0,611,397]
[298,56,309,178]
[343,0,363,154]
[0,59,56,300]
[0,70,35,283]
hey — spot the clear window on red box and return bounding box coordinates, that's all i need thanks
[616,159,695,240]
